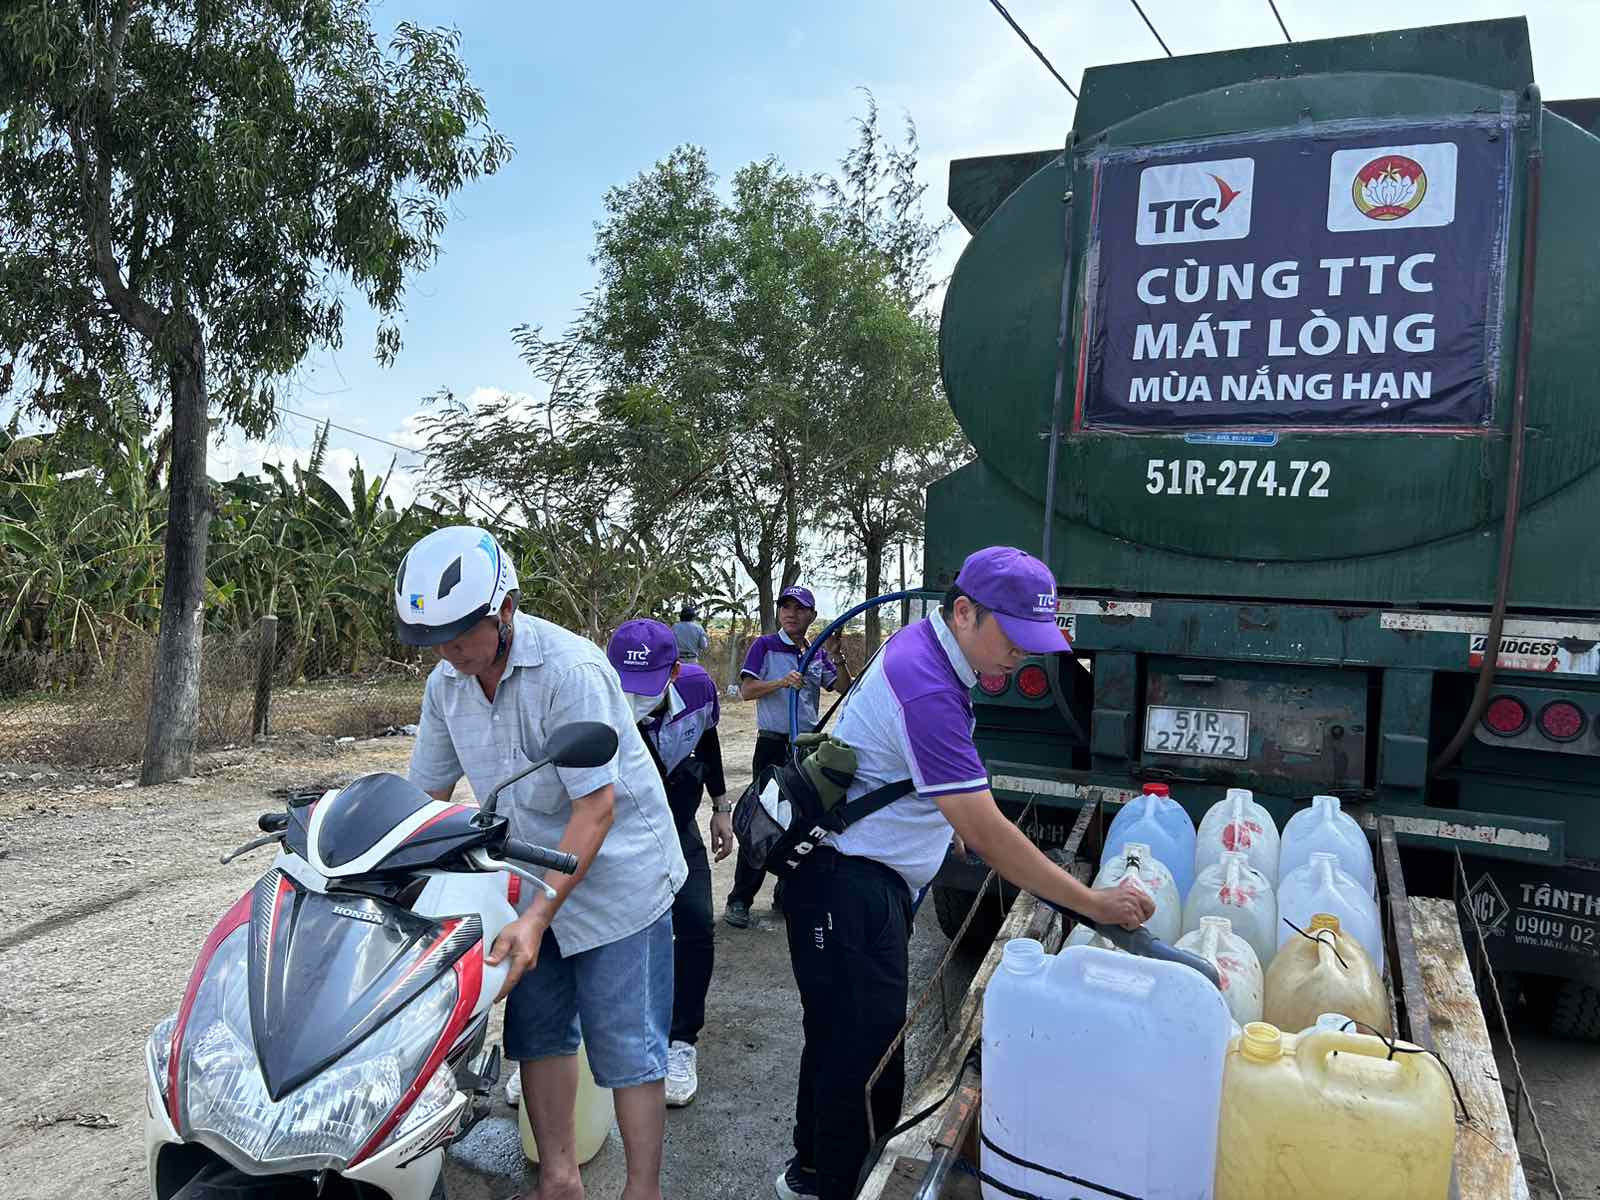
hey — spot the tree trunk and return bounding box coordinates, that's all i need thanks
[863,534,886,656]
[141,322,211,784]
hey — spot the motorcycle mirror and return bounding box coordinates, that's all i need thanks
[541,721,618,769]
[477,721,620,821]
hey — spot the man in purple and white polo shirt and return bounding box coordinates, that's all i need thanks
[726,584,853,928]
[771,547,1153,1200]
[607,619,735,1110]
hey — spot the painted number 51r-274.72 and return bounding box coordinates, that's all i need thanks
[1145,458,1332,498]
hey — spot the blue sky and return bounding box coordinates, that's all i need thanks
[184,0,1600,599]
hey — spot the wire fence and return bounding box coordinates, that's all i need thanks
[0,622,881,774]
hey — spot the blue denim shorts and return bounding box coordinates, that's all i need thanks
[503,909,674,1089]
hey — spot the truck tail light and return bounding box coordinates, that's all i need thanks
[977,673,1009,696]
[1015,664,1050,700]
[1537,701,1587,743]
[1481,696,1529,737]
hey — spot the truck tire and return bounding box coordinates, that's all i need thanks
[932,882,1006,949]
[1547,980,1600,1042]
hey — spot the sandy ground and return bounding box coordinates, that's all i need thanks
[0,700,1596,1199]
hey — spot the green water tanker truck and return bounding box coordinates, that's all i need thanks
[925,17,1600,1038]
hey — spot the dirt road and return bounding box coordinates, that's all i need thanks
[1,706,1595,1199]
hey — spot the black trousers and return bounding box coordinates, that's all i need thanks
[782,850,912,1200]
[728,732,791,906]
[665,768,714,1046]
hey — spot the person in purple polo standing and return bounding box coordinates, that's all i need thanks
[725,584,853,928]
[606,618,735,1109]
[770,547,1154,1200]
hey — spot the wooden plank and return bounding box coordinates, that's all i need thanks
[856,890,1065,1199]
[1411,897,1530,1200]
[1381,818,1432,1048]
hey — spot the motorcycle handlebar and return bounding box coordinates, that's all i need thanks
[503,837,579,876]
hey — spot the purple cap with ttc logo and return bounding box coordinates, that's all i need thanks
[954,546,1070,654]
[778,585,816,610]
[606,618,679,695]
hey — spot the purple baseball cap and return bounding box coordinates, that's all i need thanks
[954,546,1071,654]
[606,618,679,695]
[778,585,816,610]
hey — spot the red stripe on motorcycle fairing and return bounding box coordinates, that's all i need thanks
[167,889,253,1127]
[404,803,473,844]
[351,943,484,1165]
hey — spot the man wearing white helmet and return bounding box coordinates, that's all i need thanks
[396,525,687,1200]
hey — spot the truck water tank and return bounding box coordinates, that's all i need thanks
[983,939,1232,1200]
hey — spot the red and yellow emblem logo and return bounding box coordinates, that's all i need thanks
[1352,154,1428,221]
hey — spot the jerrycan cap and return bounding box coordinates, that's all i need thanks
[1240,1022,1285,1062]
[1309,913,1343,936]
[1200,914,1234,936]
[1142,782,1171,797]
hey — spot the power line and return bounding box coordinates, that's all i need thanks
[1128,0,1173,57]
[985,0,1077,99]
[276,405,425,460]
[274,404,528,531]
[1267,0,1292,42]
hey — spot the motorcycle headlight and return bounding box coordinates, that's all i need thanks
[177,926,459,1171]
[384,1059,459,1152]
[147,1014,178,1100]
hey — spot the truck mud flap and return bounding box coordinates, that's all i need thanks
[1456,857,1600,986]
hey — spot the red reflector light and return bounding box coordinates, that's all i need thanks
[1538,701,1587,743]
[1482,696,1529,737]
[977,673,1009,696]
[1015,664,1050,700]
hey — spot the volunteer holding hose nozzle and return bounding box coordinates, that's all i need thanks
[773,546,1153,1200]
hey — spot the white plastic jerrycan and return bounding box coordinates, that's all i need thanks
[1185,851,1279,970]
[983,939,1233,1200]
[1177,916,1263,1026]
[1280,795,1375,896]
[1103,782,1198,901]
[1277,852,1383,967]
[1197,788,1281,887]
[1093,841,1182,943]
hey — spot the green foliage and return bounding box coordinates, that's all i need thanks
[0,412,503,695]
[0,0,512,427]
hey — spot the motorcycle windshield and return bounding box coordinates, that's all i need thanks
[247,868,480,1100]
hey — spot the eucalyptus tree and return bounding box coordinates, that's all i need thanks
[0,1,509,780]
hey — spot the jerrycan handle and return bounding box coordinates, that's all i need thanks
[1297,1029,1420,1097]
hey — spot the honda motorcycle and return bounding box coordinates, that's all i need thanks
[142,721,618,1199]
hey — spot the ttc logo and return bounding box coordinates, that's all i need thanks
[623,641,651,666]
[1135,157,1255,246]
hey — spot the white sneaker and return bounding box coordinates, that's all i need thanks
[504,1065,522,1107]
[665,1040,698,1108]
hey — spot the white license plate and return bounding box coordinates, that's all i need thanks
[1144,706,1249,760]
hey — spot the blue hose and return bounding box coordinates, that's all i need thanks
[786,589,920,746]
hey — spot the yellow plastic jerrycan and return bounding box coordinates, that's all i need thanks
[1214,1022,1454,1200]
[516,1045,613,1165]
[1264,913,1390,1037]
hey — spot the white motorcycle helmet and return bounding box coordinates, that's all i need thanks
[393,525,519,646]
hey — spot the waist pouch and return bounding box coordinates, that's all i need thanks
[731,732,913,878]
